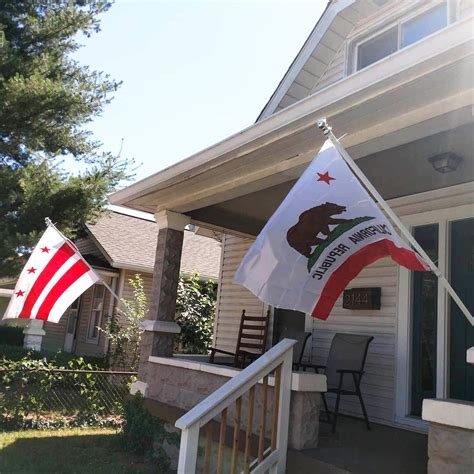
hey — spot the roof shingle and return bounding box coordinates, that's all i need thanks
[85,211,221,280]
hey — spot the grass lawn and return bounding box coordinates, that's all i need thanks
[0,428,159,473]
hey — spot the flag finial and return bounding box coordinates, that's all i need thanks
[318,119,332,135]
[44,217,53,227]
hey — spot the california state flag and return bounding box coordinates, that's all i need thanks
[3,226,99,323]
[234,141,429,320]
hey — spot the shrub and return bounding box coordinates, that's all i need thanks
[0,325,24,346]
[0,354,123,430]
[0,344,107,367]
[122,393,179,471]
[100,274,147,371]
[175,274,217,354]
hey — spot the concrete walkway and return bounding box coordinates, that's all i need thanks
[287,416,427,473]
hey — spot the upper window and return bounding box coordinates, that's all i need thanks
[87,285,105,343]
[401,3,447,48]
[355,3,448,72]
[357,27,398,70]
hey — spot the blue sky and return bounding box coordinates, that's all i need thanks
[74,1,327,181]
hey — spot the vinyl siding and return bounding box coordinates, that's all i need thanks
[459,0,473,19]
[213,235,265,354]
[311,41,347,93]
[43,316,69,353]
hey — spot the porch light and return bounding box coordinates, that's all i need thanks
[428,152,463,173]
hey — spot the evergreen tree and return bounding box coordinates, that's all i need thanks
[0,1,132,276]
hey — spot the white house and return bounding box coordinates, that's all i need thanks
[110,1,473,471]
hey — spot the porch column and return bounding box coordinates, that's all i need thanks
[23,319,45,351]
[135,210,190,394]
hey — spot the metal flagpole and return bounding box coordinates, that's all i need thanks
[44,217,121,304]
[317,119,474,326]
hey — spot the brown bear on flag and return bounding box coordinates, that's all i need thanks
[234,141,428,320]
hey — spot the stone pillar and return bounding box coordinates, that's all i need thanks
[23,319,45,351]
[135,210,190,395]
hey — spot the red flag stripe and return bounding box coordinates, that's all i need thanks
[36,260,90,320]
[311,239,427,320]
[19,243,76,318]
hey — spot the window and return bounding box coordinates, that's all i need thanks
[355,3,448,72]
[357,27,398,70]
[87,285,105,343]
[410,224,438,417]
[401,3,447,48]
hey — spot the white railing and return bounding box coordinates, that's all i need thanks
[175,338,296,474]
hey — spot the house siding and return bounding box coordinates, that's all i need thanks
[214,184,473,427]
[213,235,265,354]
[311,41,347,93]
[42,315,69,353]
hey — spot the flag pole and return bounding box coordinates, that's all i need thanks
[317,119,474,326]
[44,217,121,304]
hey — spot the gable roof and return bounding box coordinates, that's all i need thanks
[257,0,391,120]
[83,210,221,280]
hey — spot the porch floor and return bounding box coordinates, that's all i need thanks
[287,416,427,474]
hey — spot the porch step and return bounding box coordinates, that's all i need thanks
[287,450,350,474]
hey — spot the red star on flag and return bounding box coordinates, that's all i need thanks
[317,171,335,185]
[16,290,25,297]
[27,267,36,274]
[41,246,50,253]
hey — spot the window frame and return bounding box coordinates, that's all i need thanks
[86,284,106,344]
[350,1,451,74]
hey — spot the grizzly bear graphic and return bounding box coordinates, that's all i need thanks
[287,202,351,258]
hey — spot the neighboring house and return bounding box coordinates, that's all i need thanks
[41,209,221,357]
[110,0,474,439]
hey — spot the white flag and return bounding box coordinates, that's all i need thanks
[234,141,429,320]
[3,226,100,323]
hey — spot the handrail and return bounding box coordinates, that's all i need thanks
[175,338,296,430]
[175,338,296,473]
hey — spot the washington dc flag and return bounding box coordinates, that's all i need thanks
[3,225,100,323]
[234,140,430,320]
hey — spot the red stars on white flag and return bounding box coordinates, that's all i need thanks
[234,141,430,320]
[3,225,100,323]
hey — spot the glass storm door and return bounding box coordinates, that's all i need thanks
[449,218,474,401]
[411,224,438,417]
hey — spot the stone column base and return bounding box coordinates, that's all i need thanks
[23,320,45,351]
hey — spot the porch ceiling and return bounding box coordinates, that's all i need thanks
[110,18,474,229]
[189,123,474,236]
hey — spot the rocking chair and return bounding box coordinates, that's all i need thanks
[209,309,270,368]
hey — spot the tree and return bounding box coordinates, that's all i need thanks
[100,274,147,371]
[175,274,217,354]
[0,1,132,276]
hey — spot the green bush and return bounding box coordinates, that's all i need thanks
[0,354,121,430]
[0,344,107,367]
[121,393,179,471]
[0,325,24,346]
[175,274,217,354]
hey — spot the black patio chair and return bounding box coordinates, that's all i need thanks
[277,329,311,371]
[313,333,374,433]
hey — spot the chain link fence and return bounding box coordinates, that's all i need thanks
[0,368,137,428]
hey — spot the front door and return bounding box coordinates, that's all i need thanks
[449,218,474,401]
[64,298,81,352]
